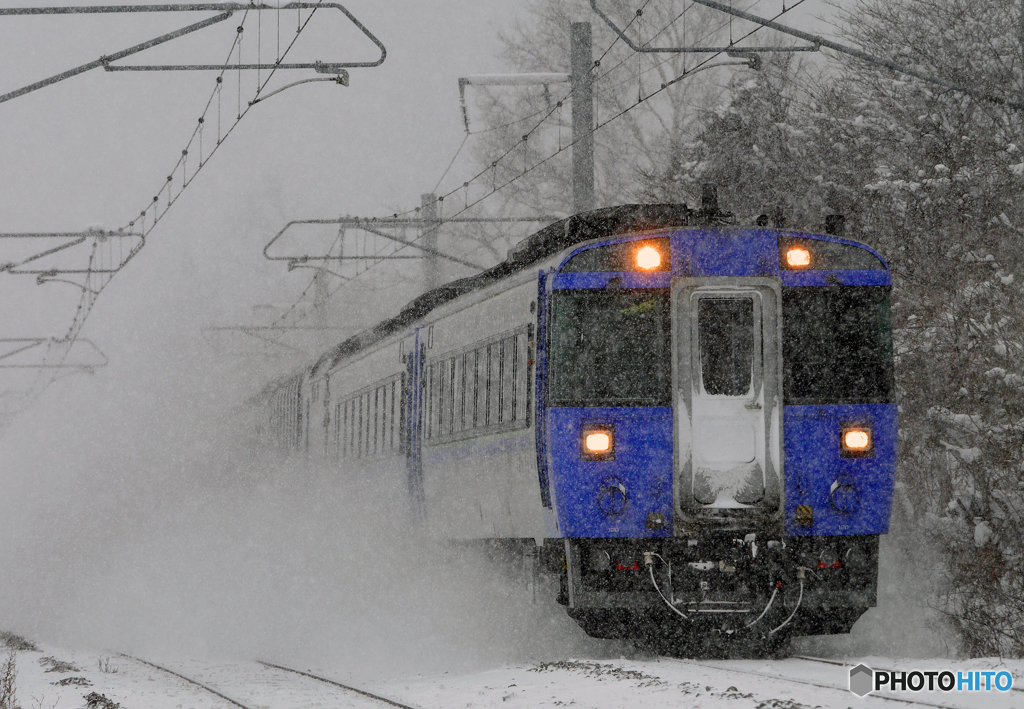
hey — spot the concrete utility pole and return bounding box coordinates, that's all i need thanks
[457,21,595,215]
[421,193,442,292]
[570,22,595,215]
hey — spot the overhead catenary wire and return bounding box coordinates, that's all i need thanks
[8,2,342,424]
[432,133,470,193]
[442,0,808,218]
[276,0,809,329]
[61,3,259,339]
[365,1,658,221]
[428,1,810,225]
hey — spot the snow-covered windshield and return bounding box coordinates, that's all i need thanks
[782,286,894,405]
[548,289,671,407]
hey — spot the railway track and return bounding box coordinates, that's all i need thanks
[103,650,1024,709]
[118,655,253,708]
[257,660,423,708]
[119,654,424,709]
[668,655,1003,709]
[793,655,1024,694]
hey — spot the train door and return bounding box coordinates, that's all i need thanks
[403,330,426,518]
[672,279,782,514]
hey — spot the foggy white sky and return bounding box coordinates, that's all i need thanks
[0,0,847,462]
[0,0,837,402]
[0,0,833,434]
[0,0,531,414]
[2,0,947,663]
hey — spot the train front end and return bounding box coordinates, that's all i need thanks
[542,223,895,645]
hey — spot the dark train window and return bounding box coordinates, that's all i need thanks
[390,381,397,450]
[336,374,403,460]
[560,237,671,273]
[456,354,466,433]
[373,390,380,455]
[488,343,501,425]
[424,327,532,443]
[698,298,755,396]
[549,289,671,407]
[474,350,485,428]
[452,356,460,434]
[334,402,342,454]
[782,286,894,404]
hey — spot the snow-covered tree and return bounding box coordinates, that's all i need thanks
[638,51,823,224]
[478,0,1024,655]
[467,0,747,215]
[665,0,1024,655]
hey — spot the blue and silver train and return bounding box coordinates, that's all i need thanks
[256,200,896,650]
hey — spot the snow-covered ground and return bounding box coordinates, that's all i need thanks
[6,640,1023,709]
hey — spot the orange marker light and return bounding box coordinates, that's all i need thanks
[844,430,870,450]
[636,245,662,270]
[585,432,612,452]
[786,247,812,267]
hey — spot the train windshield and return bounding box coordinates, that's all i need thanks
[782,286,894,404]
[548,289,671,407]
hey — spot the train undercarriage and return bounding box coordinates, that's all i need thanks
[538,533,879,655]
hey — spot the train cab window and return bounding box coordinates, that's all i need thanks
[698,298,755,396]
[782,286,894,404]
[548,289,671,407]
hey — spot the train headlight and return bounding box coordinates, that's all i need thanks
[581,424,615,460]
[786,247,812,268]
[840,422,873,458]
[845,430,869,449]
[635,245,662,270]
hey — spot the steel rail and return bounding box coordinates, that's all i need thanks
[0,236,83,272]
[104,3,387,71]
[263,215,559,271]
[670,657,974,709]
[793,655,1024,695]
[258,660,424,709]
[0,3,334,13]
[264,219,485,270]
[118,654,255,709]
[0,232,144,275]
